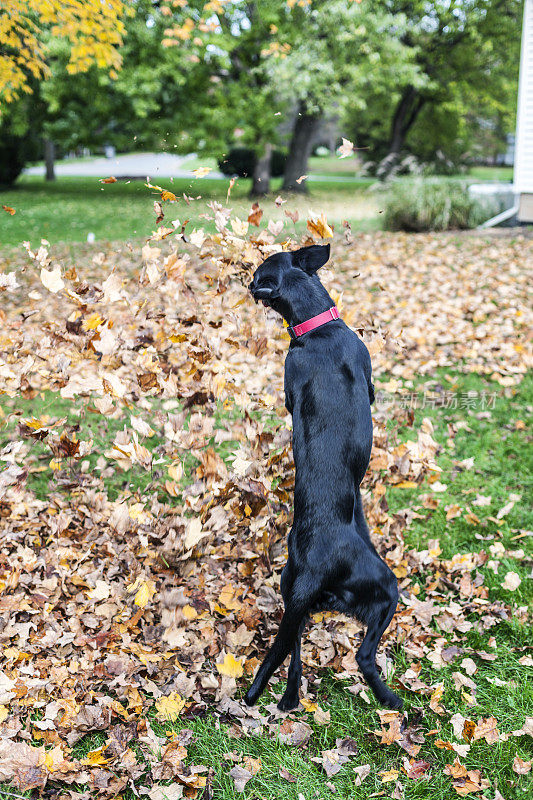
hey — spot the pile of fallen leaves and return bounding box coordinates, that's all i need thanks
[0,193,531,797]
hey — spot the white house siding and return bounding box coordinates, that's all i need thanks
[515,0,533,220]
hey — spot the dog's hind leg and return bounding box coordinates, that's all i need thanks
[355,592,402,710]
[277,617,307,711]
[244,602,308,707]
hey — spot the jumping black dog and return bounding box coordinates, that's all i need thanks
[245,243,402,711]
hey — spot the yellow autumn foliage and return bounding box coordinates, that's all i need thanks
[0,0,130,106]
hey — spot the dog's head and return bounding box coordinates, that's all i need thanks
[248,244,330,316]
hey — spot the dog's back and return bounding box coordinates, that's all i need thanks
[285,322,374,525]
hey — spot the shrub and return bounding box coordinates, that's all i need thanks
[383,179,486,232]
[218,147,255,177]
[218,147,287,178]
[270,148,287,178]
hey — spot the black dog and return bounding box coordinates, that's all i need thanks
[245,243,401,711]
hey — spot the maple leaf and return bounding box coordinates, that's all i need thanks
[512,756,531,775]
[501,571,521,590]
[247,202,263,226]
[40,266,65,293]
[430,682,445,715]
[99,176,117,184]
[0,271,19,291]
[155,692,187,720]
[229,765,253,791]
[338,137,355,158]
[127,578,156,608]
[307,211,333,238]
[380,768,400,782]
[216,653,244,678]
[2,205,15,215]
[192,166,212,178]
[278,719,313,747]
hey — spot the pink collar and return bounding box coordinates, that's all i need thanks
[288,306,340,339]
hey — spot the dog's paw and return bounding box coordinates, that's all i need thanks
[380,689,403,710]
[244,688,258,707]
[277,694,299,713]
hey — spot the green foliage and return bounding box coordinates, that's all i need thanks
[15,0,522,180]
[267,0,424,118]
[39,1,201,154]
[383,179,487,232]
[345,0,522,164]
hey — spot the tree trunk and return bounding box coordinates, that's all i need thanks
[388,86,425,155]
[282,109,321,193]
[250,143,272,196]
[44,139,56,182]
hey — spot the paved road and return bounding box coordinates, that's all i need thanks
[25,152,225,180]
[24,150,366,183]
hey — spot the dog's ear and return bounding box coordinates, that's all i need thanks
[291,244,330,274]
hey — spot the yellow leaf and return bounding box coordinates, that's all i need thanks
[395,481,418,489]
[182,604,198,620]
[307,212,333,239]
[81,746,109,766]
[2,205,15,215]
[168,461,183,481]
[192,166,212,178]
[128,503,146,522]
[0,706,8,723]
[155,692,186,720]
[243,755,262,775]
[216,653,244,678]
[380,768,399,782]
[44,745,68,772]
[300,697,318,712]
[430,682,445,714]
[82,313,105,331]
[127,578,156,608]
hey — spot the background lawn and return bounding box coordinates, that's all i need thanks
[0,166,513,249]
[0,175,379,248]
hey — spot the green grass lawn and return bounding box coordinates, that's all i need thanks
[0,164,514,249]
[467,166,513,182]
[0,175,379,248]
[1,370,530,799]
[174,153,364,176]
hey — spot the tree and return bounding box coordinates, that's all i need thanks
[0,0,129,105]
[354,0,523,165]
[38,1,200,158]
[265,1,424,191]
[159,0,297,195]
[0,0,130,182]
